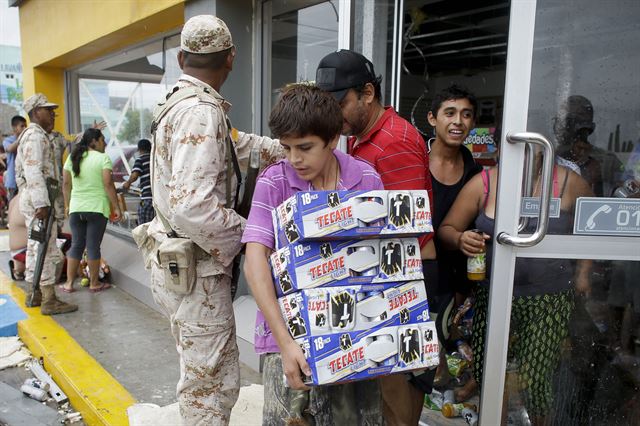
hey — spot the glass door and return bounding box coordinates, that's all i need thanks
[259,0,341,134]
[482,1,640,424]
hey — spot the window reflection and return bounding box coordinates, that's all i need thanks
[264,0,339,131]
[528,0,640,200]
[77,41,181,231]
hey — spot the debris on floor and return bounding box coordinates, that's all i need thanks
[128,383,264,426]
[0,335,84,425]
[0,336,31,370]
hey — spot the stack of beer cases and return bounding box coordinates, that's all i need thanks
[270,189,440,385]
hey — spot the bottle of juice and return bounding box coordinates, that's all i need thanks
[442,402,477,418]
[466,229,486,281]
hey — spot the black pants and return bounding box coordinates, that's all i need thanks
[68,212,108,260]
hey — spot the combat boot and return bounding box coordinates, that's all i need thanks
[25,286,42,307]
[40,285,78,315]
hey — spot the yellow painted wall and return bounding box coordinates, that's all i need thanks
[18,0,185,133]
[32,67,65,126]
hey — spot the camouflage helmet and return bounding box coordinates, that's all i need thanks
[23,93,58,115]
[181,15,234,54]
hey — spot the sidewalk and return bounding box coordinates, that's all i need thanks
[0,231,262,425]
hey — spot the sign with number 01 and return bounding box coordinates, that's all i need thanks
[574,198,640,236]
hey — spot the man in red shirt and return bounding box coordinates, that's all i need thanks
[317,49,437,425]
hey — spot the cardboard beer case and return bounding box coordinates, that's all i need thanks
[298,321,439,385]
[278,281,429,340]
[270,237,423,296]
[272,190,433,249]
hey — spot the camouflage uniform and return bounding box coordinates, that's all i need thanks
[15,123,64,287]
[50,132,70,228]
[146,15,282,425]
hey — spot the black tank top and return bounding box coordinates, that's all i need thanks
[432,145,483,297]
[475,168,574,297]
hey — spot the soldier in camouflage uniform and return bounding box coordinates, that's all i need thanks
[15,93,77,315]
[145,15,282,425]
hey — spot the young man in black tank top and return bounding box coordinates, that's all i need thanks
[427,85,482,307]
[409,85,482,402]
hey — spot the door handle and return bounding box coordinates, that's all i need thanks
[497,132,555,247]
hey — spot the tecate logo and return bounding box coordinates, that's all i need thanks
[315,206,353,229]
[328,346,365,373]
[309,257,346,279]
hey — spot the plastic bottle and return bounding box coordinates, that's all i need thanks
[424,389,444,410]
[443,389,455,405]
[442,402,477,418]
[466,230,486,281]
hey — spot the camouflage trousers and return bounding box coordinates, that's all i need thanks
[151,265,240,425]
[262,353,384,426]
[24,213,62,287]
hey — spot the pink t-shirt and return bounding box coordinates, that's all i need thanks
[241,149,383,353]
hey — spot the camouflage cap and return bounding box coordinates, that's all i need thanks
[181,15,234,54]
[23,93,58,115]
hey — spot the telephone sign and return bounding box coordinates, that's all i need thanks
[574,198,640,236]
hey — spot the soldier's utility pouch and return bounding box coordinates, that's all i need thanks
[156,236,196,295]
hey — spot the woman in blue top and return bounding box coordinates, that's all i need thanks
[60,128,121,293]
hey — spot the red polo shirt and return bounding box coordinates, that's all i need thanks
[348,106,434,245]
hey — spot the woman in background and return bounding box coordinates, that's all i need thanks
[60,128,121,293]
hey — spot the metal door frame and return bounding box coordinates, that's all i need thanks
[480,1,640,423]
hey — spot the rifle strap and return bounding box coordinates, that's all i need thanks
[225,118,242,210]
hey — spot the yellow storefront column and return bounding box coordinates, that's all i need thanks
[31,67,66,131]
[18,0,185,134]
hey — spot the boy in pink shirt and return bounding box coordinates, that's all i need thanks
[242,84,384,425]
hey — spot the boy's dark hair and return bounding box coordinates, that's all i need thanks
[269,84,342,145]
[137,139,151,153]
[11,115,26,127]
[181,47,233,70]
[430,84,477,118]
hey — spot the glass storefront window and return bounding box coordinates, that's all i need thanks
[79,78,165,179]
[527,1,639,201]
[74,34,181,231]
[353,0,509,163]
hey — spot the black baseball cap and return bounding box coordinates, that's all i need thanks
[316,50,378,101]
